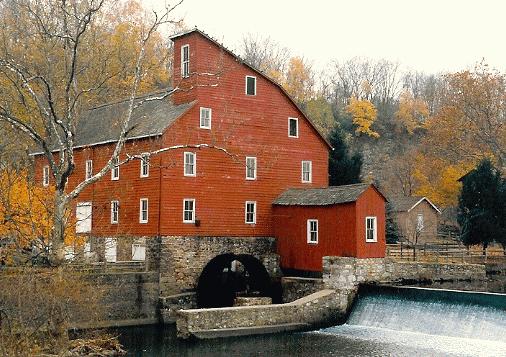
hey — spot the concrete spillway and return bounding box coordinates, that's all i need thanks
[316,286,506,357]
[347,286,506,341]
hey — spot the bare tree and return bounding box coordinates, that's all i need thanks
[241,34,290,77]
[0,0,183,264]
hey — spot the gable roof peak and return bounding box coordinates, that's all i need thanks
[169,27,332,149]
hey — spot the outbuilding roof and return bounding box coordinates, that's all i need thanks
[388,196,441,214]
[31,91,195,154]
[273,183,383,206]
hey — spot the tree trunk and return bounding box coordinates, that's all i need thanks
[50,191,68,266]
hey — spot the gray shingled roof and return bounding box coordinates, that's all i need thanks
[388,196,441,213]
[273,183,374,206]
[32,91,195,153]
[388,196,423,212]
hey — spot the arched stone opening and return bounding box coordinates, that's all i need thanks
[196,253,272,308]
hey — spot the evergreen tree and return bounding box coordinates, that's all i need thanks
[328,126,363,186]
[457,159,504,250]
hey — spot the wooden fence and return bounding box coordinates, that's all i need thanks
[386,242,506,264]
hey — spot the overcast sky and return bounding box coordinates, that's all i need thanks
[148,0,505,74]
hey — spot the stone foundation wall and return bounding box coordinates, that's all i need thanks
[281,277,325,303]
[323,257,487,291]
[159,236,280,296]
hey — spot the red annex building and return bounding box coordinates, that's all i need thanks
[33,29,386,274]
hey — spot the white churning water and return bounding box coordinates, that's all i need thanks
[317,287,506,357]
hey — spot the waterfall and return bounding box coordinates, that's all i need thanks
[346,286,506,342]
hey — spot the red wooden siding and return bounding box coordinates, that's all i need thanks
[355,186,386,258]
[273,186,386,272]
[33,30,329,238]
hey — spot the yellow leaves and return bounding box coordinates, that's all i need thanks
[413,156,473,207]
[345,97,379,138]
[395,90,430,134]
[0,171,79,262]
[0,171,53,259]
[282,56,314,103]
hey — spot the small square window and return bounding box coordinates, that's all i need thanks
[307,219,318,244]
[181,44,190,78]
[366,216,377,242]
[42,165,49,187]
[246,157,257,180]
[245,76,256,96]
[139,198,148,224]
[200,107,212,129]
[302,161,312,183]
[111,157,120,180]
[288,118,298,138]
[111,200,119,224]
[140,153,149,178]
[183,199,196,223]
[85,160,93,180]
[184,152,196,177]
[245,201,256,224]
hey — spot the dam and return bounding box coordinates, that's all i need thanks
[117,285,506,356]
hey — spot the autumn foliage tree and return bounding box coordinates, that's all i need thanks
[0,0,181,264]
[425,62,506,167]
[395,89,430,134]
[345,97,379,138]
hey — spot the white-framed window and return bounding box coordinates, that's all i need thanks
[288,117,299,138]
[132,238,146,261]
[139,198,148,224]
[85,160,93,180]
[302,160,312,183]
[245,75,256,96]
[307,219,318,244]
[245,156,257,180]
[417,214,424,231]
[181,44,190,78]
[111,200,119,224]
[76,202,92,233]
[42,165,49,187]
[104,237,117,263]
[183,198,195,223]
[184,152,196,177]
[366,216,377,242]
[200,107,212,129]
[84,241,92,259]
[245,201,256,224]
[140,153,149,178]
[111,157,120,180]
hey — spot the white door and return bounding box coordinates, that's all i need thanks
[105,238,117,263]
[76,202,92,233]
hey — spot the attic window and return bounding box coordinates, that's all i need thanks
[181,44,190,78]
[245,76,256,96]
[288,117,298,138]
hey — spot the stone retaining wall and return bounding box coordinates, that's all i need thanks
[281,277,324,303]
[176,289,347,339]
[323,257,487,290]
[159,236,280,296]
[79,271,159,327]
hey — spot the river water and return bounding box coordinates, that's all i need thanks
[117,282,506,357]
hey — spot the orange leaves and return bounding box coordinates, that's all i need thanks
[282,56,315,104]
[345,97,380,138]
[395,90,430,134]
[0,171,53,261]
